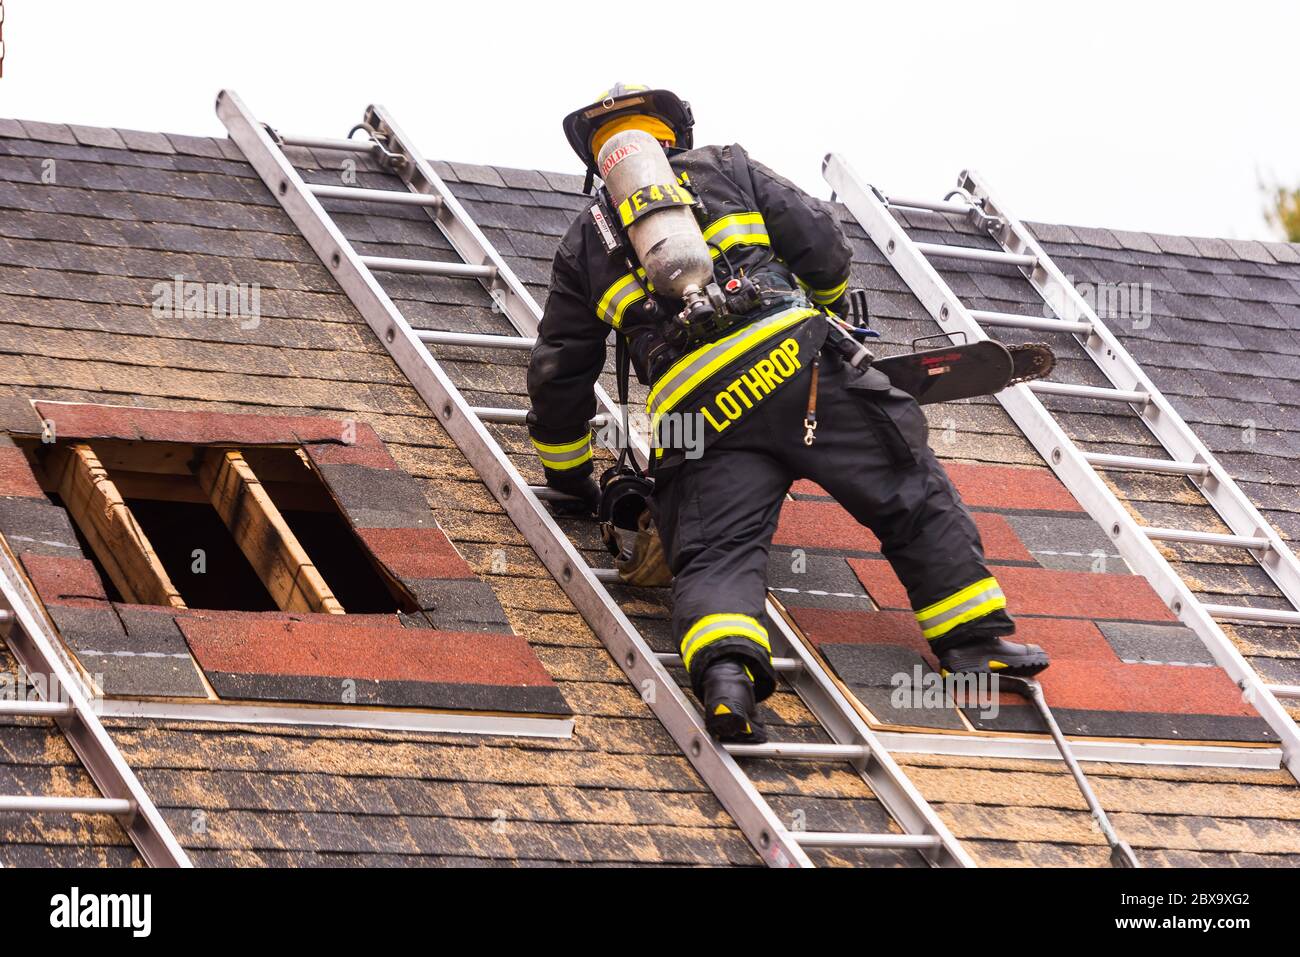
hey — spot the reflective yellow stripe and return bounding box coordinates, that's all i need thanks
[680,613,771,672]
[915,577,1007,641]
[702,212,765,241]
[701,212,770,254]
[808,277,848,305]
[531,433,593,471]
[646,306,818,430]
[595,272,647,329]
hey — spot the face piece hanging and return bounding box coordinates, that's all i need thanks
[598,465,672,587]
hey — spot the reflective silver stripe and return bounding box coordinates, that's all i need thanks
[808,277,848,305]
[595,270,648,329]
[917,582,1007,640]
[680,613,771,672]
[531,433,593,471]
[702,212,770,253]
[646,306,818,426]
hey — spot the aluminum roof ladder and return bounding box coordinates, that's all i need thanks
[0,552,191,866]
[823,155,1300,780]
[218,89,973,868]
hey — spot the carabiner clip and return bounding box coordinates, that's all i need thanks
[803,415,818,447]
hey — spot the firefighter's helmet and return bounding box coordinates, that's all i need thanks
[562,83,694,176]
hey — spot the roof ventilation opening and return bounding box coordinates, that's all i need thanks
[24,439,409,615]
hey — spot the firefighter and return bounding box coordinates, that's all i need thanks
[527,84,1049,743]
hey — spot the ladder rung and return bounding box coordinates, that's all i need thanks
[420,330,535,350]
[1143,527,1272,550]
[725,742,871,761]
[884,195,975,216]
[0,700,76,718]
[1029,380,1149,404]
[277,133,378,154]
[309,183,443,208]
[1266,684,1300,700]
[0,795,134,816]
[473,407,608,427]
[914,242,1037,268]
[1203,604,1300,627]
[529,484,576,502]
[655,652,802,674]
[792,831,943,850]
[360,255,496,280]
[1083,452,1210,478]
[970,309,1093,335]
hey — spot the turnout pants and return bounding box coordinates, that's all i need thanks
[652,349,1015,702]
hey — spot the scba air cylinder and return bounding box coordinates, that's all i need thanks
[596,129,714,304]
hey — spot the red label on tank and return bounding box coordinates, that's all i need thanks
[601,141,642,177]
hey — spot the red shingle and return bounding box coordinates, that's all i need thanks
[849,559,1176,622]
[34,401,373,450]
[791,463,1082,513]
[20,553,107,604]
[0,446,44,498]
[356,526,474,580]
[303,441,398,469]
[179,617,554,687]
[774,500,1031,561]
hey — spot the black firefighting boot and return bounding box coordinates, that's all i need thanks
[936,636,1050,677]
[701,657,768,744]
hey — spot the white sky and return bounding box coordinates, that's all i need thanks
[4,0,1298,240]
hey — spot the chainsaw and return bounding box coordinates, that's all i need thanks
[827,289,1056,404]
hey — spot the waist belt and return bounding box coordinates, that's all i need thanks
[647,304,824,460]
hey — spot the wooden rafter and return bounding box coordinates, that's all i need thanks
[46,443,186,608]
[194,448,344,614]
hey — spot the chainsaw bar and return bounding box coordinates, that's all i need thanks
[1008,342,1056,385]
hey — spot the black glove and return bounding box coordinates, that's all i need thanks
[548,473,601,517]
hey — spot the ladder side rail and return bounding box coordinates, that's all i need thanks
[219,89,818,869]
[961,170,1300,610]
[364,105,972,867]
[365,104,546,333]
[823,153,1300,777]
[0,558,192,866]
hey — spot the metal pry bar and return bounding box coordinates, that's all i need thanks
[1000,676,1141,868]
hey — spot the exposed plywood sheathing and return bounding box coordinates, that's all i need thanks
[45,442,186,608]
[194,448,344,614]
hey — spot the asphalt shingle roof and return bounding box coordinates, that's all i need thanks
[1,115,1298,866]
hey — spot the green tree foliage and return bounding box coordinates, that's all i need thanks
[1264,182,1300,242]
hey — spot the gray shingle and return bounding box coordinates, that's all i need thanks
[1150,232,1200,256]
[1189,235,1238,260]
[1263,241,1300,265]
[117,128,177,154]
[495,166,551,190]
[68,125,126,150]
[1225,238,1275,264]
[165,133,227,159]
[17,120,77,144]
[1068,225,1122,249]
[541,169,585,193]
[448,162,506,188]
[1108,229,1163,254]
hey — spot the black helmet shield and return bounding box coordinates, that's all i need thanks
[562,84,695,176]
